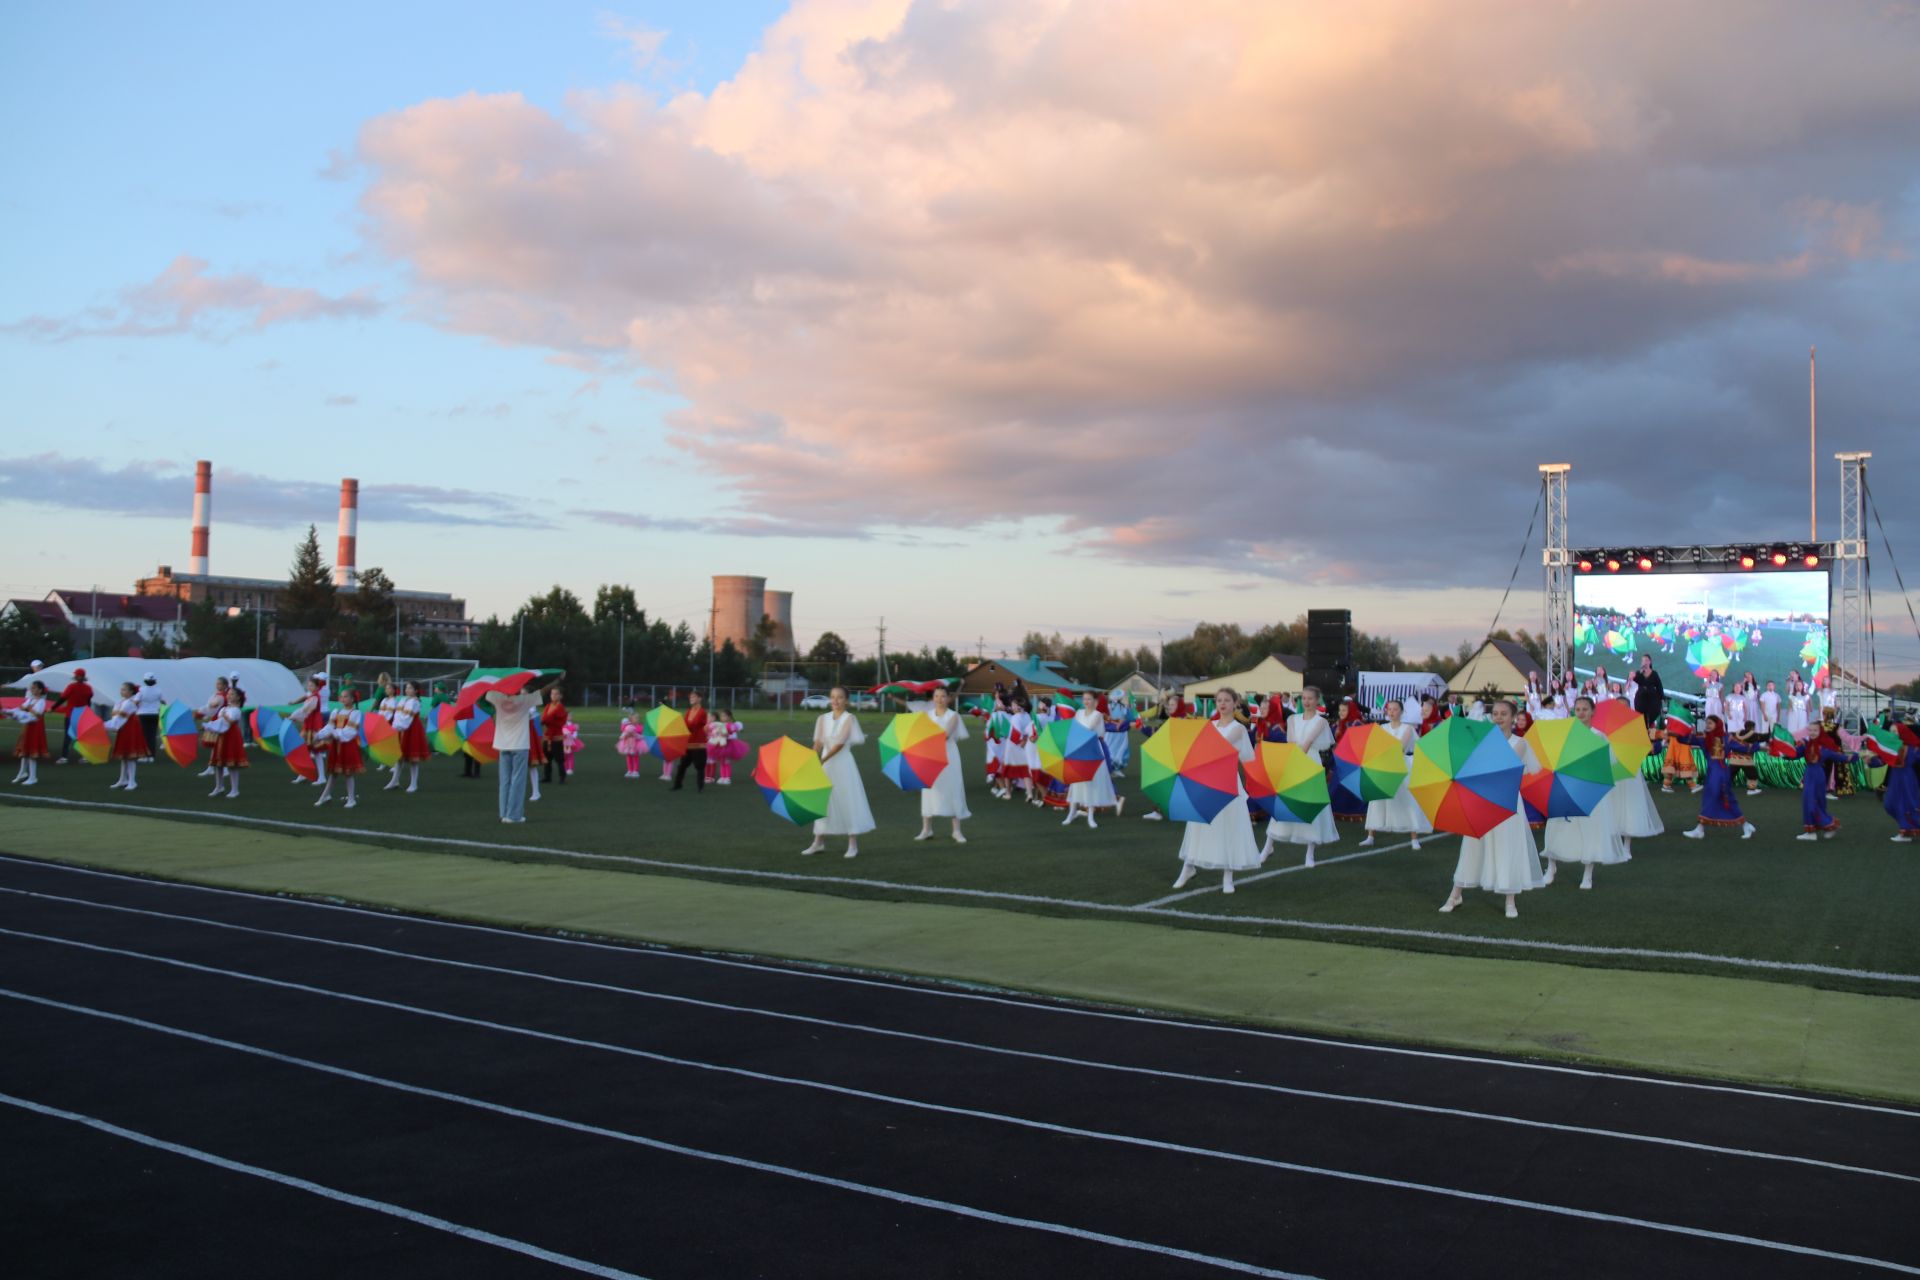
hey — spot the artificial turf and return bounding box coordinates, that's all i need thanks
[4,707,1917,996]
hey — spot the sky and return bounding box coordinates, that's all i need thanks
[3,0,1918,677]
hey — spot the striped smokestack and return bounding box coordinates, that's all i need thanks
[333,478,359,588]
[190,460,211,576]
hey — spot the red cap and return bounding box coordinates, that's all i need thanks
[73,667,86,678]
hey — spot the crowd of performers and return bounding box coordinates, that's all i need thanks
[10,661,1920,901]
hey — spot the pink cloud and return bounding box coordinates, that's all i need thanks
[5,254,379,341]
[349,0,1920,581]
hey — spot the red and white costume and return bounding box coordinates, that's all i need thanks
[108,697,146,761]
[394,696,431,762]
[1002,709,1034,788]
[11,695,50,760]
[208,705,248,768]
[326,709,365,776]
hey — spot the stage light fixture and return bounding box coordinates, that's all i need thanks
[1769,545,1789,567]
[1577,557,1593,573]
[1803,552,1821,568]
[1739,551,1757,570]
[1605,555,1622,573]
[1690,547,1708,563]
[1636,555,1654,571]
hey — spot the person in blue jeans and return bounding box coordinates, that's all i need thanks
[487,682,547,823]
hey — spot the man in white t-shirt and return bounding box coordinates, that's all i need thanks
[134,673,165,762]
[488,687,539,823]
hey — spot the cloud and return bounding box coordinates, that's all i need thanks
[324,394,359,407]
[5,254,380,342]
[0,454,551,530]
[350,0,1920,584]
[599,14,667,68]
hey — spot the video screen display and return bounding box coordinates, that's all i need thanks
[1572,570,1829,701]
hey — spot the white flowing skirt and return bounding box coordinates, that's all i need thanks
[921,740,970,819]
[1452,814,1545,893]
[1268,807,1339,845]
[1365,775,1431,834]
[1612,775,1664,838]
[1068,761,1118,809]
[1542,790,1630,864]
[1104,731,1130,771]
[1178,794,1262,870]
[815,751,876,836]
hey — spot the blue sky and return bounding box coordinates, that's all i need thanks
[3,2,1917,676]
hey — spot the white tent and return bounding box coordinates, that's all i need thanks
[4,657,305,709]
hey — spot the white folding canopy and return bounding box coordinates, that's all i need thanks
[5,657,305,708]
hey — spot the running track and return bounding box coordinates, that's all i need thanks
[1,853,1915,1279]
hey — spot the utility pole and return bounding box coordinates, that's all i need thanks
[617,613,626,695]
[254,598,262,660]
[517,610,525,666]
[876,617,889,685]
[707,595,717,700]
[1156,631,1165,687]
[394,599,402,673]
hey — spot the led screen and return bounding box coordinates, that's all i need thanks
[1571,570,1830,700]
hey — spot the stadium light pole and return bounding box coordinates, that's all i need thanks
[516,610,525,667]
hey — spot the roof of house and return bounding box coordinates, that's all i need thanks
[46,591,185,624]
[1185,654,1308,696]
[4,599,66,626]
[978,656,1099,692]
[1447,637,1546,693]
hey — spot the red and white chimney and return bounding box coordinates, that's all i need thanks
[334,478,359,588]
[190,460,212,577]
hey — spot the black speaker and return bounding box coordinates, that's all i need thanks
[1302,667,1348,705]
[1305,609,1352,670]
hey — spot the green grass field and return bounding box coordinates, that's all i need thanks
[5,706,1916,997]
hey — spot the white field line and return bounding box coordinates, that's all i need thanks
[3,793,1915,986]
[1137,835,1448,907]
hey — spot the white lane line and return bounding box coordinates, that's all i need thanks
[0,1089,648,1280]
[4,794,1915,985]
[0,989,1321,1280]
[5,853,1916,1119]
[6,983,1913,1279]
[1136,836,1447,908]
[7,884,1911,1186]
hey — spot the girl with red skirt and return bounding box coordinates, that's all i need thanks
[387,680,431,793]
[108,682,146,792]
[315,689,365,809]
[207,689,247,798]
[10,681,51,786]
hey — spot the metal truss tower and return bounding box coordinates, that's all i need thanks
[1540,464,1572,689]
[1831,452,1871,725]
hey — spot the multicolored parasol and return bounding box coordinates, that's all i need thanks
[430,701,464,755]
[1409,716,1522,838]
[460,709,499,764]
[876,713,949,791]
[753,736,833,824]
[262,718,317,780]
[1038,718,1105,785]
[158,701,199,767]
[1242,740,1330,825]
[250,706,288,755]
[1588,699,1653,781]
[1686,639,1731,679]
[643,705,690,762]
[1139,718,1241,824]
[1332,724,1408,803]
[69,707,110,764]
[1520,718,1615,820]
[361,712,402,768]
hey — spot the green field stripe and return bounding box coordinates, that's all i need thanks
[3,809,1916,1103]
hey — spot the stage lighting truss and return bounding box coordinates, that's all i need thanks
[1572,543,1836,575]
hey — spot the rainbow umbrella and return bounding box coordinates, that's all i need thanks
[1139,719,1240,824]
[461,713,499,764]
[1332,724,1408,803]
[1589,700,1652,781]
[1521,719,1615,820]
[264,719,318,780]
[430,701,465,756]
[1685,638,1730,679]
[1409,717,1521,838]
[1037,718,1105,785]
[250,706,289,755]
[876,713,949,792]
[753,736,833,824]
[643,705,690,762]
[69,707,110,764]
[158,701,199,767]
[1242,740,1330,824]
[361,711,402,768]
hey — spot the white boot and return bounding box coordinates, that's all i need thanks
[1543,860,1557,886]
[1681,825,1705,839]
[1302,844,1316,869]
[1579,865,1594,890]
[1742,822,1756,839]
[1221,870,1235,894]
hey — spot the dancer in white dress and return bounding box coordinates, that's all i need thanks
[1541,696,1630,891]
[1064,691,1122,827]
[1264,687,1339,866]
[1758,681,1781,735]
[801,687,875,858]
[1169,689,1261,894]
[1025,697,1052,806]
[1359,700,1430,849]
[1785,676,1811,739]
[915,686,971,843]
[1440,700,1545,919]
[1703,677,1724,725]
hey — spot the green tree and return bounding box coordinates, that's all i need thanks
[592,584,641,623]
[809,631,852,665]
[747,614,779,665]
[279,526,336,630]
[0,609,73,667]
[92,622,131,658]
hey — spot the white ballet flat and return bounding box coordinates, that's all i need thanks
[109,781,124,789]
[1171,864,1196,889]
[344,799,356,809]
[1357,835,1375,847]
[406,784,417,793]
[1742,823,1757,839]
[314,795,331,807]
[1504,902,1519,919]
[209,787,224,797]
[1681,827,1705,839]
[1086,817,1098,829]
[951,832,967,844]
[124,783,136,792]
[843,849,858,859]
[1438,897,1460,913]
[1894,835,1914,843]
[1543,863,1557,886]
[1795,833,1817,842]
[224,789,239,799]
[800,844,823,856]
[914,831,932,841]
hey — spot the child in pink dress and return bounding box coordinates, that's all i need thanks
[562,720,583,775]
[615,716,644,777]
[705,716,732,785]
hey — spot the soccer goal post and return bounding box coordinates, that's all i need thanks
[323,653,477,702]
